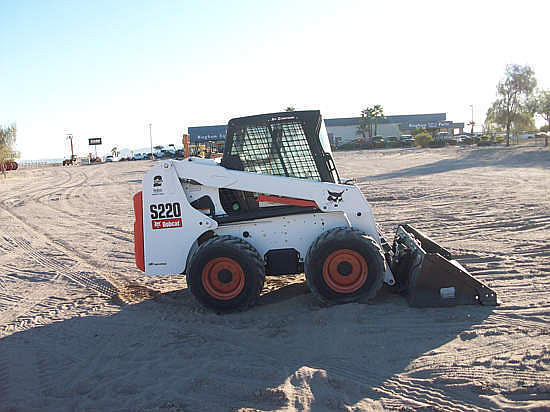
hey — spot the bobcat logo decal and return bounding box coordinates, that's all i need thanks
[327,190,344,202]
[153,175,163,187]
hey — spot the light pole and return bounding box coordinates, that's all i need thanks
[469,104,474,135]
[149,123,154,160]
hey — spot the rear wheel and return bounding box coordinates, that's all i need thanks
[186,235,265,312]
[305,227,384,305]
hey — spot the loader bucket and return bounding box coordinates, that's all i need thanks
[391,224,498,308]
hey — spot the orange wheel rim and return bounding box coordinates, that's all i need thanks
[322,249,368,293]
[202,257,245,300]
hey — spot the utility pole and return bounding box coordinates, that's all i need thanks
[149,123,154,159]
[470,104,474,135]
[65,133,75,163]
[69,134,74,160]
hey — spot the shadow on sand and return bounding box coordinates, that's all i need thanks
[360,147,550,182]
[1,283,496,410]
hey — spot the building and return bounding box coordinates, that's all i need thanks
[326,113,464,145]
[188,112,465,146]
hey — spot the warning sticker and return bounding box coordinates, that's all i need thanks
[152,218,182,230]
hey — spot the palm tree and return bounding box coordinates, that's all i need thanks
[357,110,369,140]
[373,104,385,136]
[358,108,376,138]
[111,146,119,157]
[285,106,295,112]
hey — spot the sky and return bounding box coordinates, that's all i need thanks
[1,0,549,160]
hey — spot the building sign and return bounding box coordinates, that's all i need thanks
[88,137,102,145]
[406,121,452,129]
[193,133,226,141]
[188,125,227,143]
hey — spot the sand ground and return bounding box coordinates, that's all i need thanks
[0,145,549,411]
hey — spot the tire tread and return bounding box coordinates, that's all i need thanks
[186,235,265,312]
[305,227,385,305]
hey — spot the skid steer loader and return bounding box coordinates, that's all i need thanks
[133,111,498,311]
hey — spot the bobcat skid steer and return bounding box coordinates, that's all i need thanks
[133,111,498,312]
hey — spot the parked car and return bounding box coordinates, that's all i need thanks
[160,149,176,158]
[63,155,78,166]
[0,160,18,171]
[154,151,166,158]
[400,135,415,147]
[477,136,496,146]
[371,136,385,149]
[338,138,368,150]
[105,155,114,162]
[132,153,146,160]
[384,136,401,148]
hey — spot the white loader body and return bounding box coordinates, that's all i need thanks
[132,110,497,311]
[135,157,395,286]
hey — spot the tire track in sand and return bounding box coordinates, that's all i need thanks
[12,168,134,243]
[0,165,156,333]
[1,167,73,209]
[0,216,156,316]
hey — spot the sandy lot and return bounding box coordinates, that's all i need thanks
[1,146,549,411]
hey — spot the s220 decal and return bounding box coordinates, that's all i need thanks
[150,202,181,219]
[150,202,183,230]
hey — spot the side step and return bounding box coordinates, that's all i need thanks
[391,224,499,307]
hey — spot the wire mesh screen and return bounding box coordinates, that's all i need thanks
[230,120,321,181]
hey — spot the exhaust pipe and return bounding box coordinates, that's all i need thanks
[391,224,499,307]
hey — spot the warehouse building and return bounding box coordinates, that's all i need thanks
[188,112,464,146]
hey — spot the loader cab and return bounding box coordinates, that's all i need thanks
[212,111,341,217]
[221,110,339,184]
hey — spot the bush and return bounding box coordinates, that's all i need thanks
[414,132,434,148]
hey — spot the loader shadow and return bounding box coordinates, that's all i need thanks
[360,147,550,181]
[0,285,495,411]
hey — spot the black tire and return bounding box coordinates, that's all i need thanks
[186,235,265,312]
[305,227,385,305]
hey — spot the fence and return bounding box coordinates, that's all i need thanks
[18,160,61,169]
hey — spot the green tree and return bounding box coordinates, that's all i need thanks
[111,146,119,157]
[357,109,372,140]
[357,106,383,139]
[414,132,433,148]
[372,104,385,136]
[153,145,163,151]
[487,64,537,146]
[0,123,18,177]
[532,90,550,146]
[512,112,535,141]
[285,106,295,112]
[409,127,427,136]
[483,113,502,136]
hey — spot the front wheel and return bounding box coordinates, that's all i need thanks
[305,227,384,305]
[186,235,265,312]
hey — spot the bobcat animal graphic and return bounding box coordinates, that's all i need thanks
[327,190,344,202]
